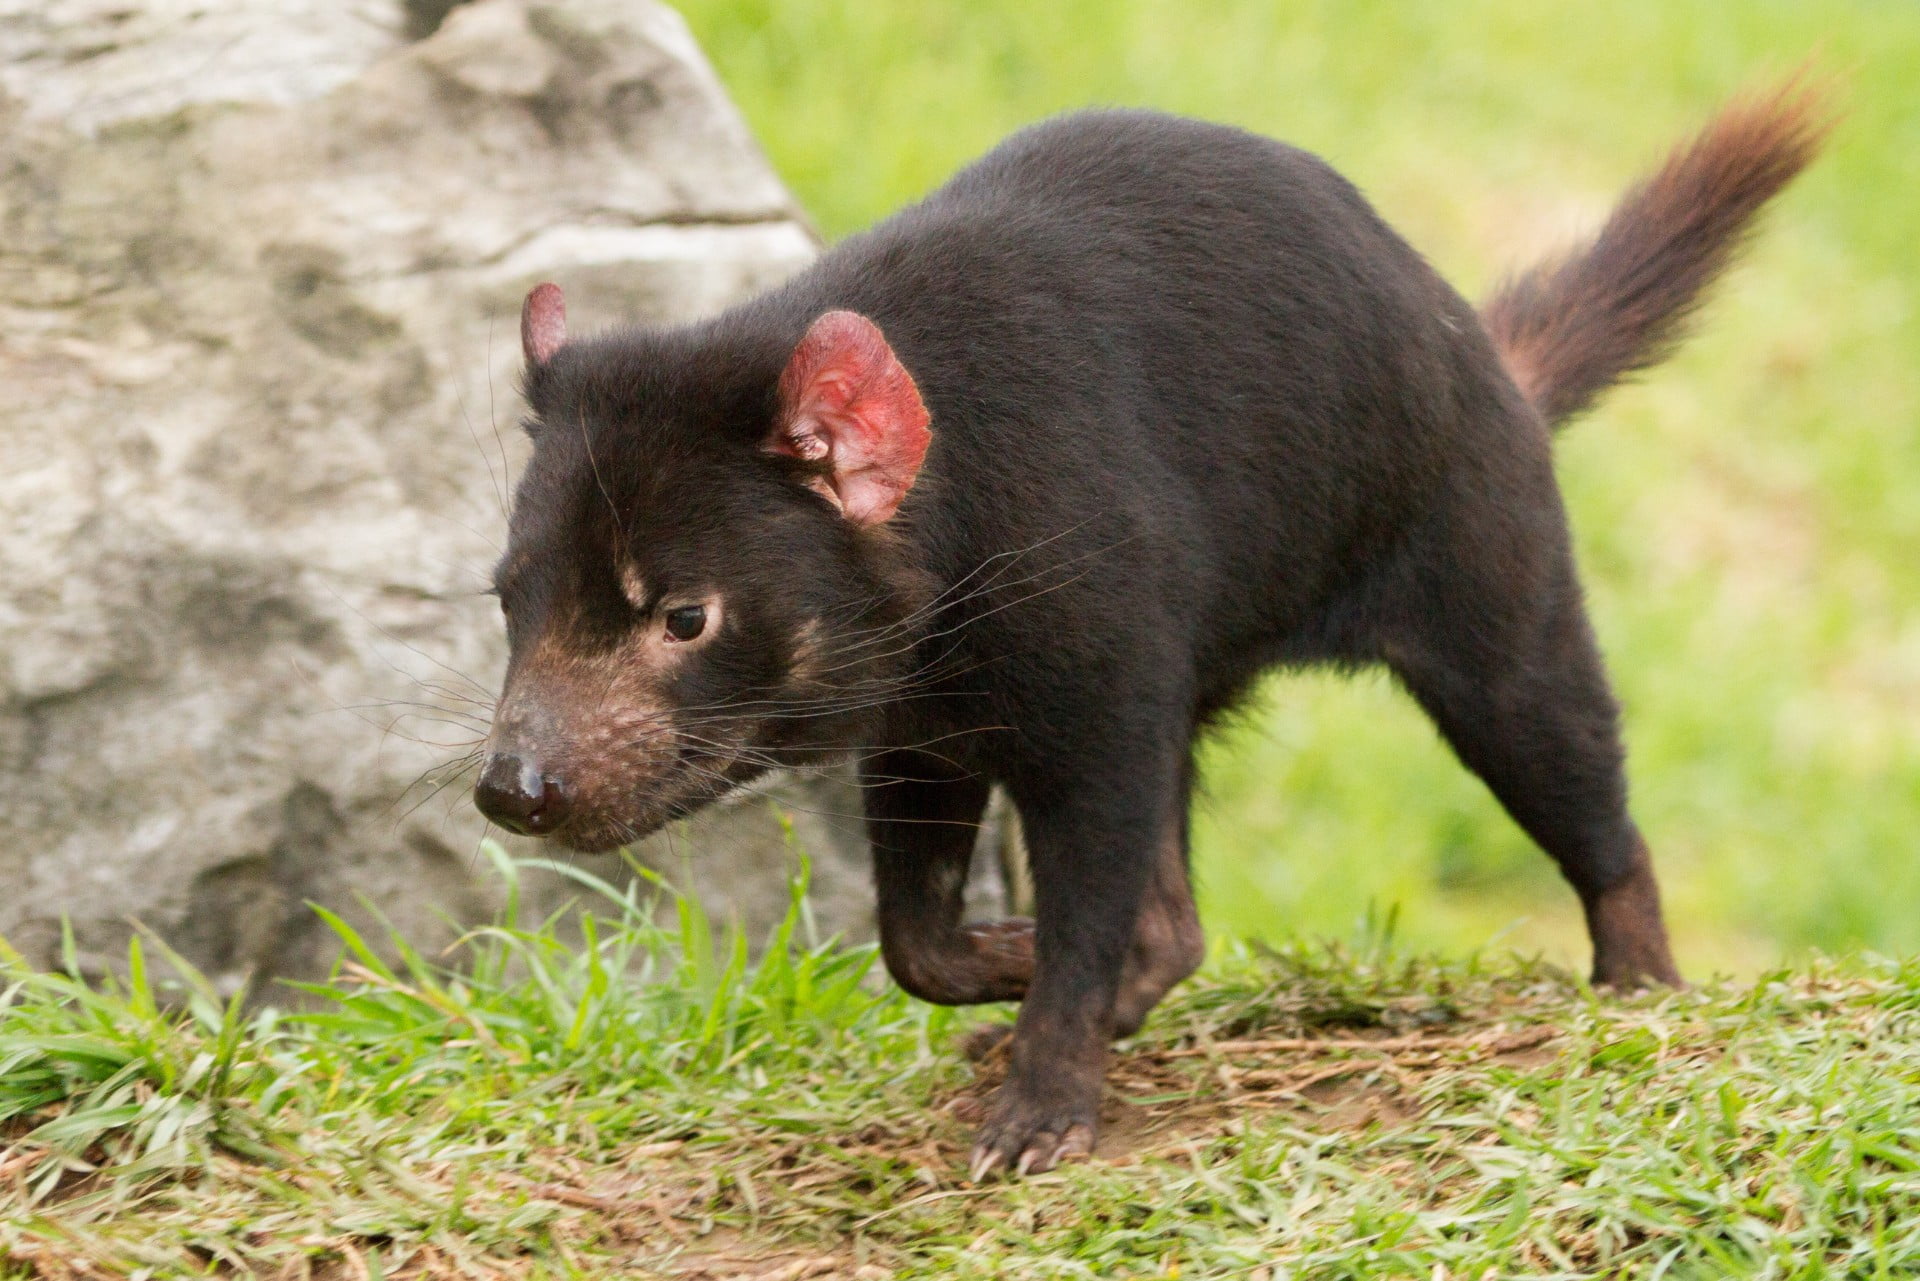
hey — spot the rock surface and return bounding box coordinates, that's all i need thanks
[0,0,977,992]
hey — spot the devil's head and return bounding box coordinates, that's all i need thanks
[474,284,934,851]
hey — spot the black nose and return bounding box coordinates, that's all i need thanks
[474,753,571,836]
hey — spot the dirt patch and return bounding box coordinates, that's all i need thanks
[907,1019,1564,1184]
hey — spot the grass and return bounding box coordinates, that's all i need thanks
[665,0,1920,975]
[9,851,1920,1277]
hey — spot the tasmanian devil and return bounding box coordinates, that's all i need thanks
[475,84,1825,1177]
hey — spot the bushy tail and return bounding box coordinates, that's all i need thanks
[1480,79,1831,429]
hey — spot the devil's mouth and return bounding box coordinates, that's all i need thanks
[542,816,667,856]
[533,766,756,855]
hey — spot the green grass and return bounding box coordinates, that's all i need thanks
[8,853,1920,1277]
[667,0,1920,975]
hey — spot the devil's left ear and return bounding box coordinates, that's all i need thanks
[769,310,931,526]
[522,282,567,367]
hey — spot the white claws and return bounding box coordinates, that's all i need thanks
[969,1146,1003,1182]
[970,1124,1093,1180]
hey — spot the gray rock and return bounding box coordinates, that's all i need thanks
[0,0,991,995]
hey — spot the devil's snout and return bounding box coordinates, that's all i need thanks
[474,751,572,836]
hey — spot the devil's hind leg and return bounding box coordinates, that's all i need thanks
[1386,538,1680,988]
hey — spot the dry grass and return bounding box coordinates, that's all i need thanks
[7,855,1920,1277]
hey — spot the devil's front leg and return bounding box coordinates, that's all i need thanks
[967,749,1174,1178]
[958,760,1205,1059]
[866,754,1033,1005]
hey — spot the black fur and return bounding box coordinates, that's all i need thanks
[488,94,1821,1174]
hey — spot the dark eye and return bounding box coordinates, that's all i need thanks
[664,605,707,642]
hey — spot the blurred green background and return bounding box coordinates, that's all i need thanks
[670,1,1920,976]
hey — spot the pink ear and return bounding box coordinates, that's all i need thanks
[771,311,931,526]
[521,282,567,366]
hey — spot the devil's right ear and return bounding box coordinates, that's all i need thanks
[521,282,567,367]
[768,310,931,527]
